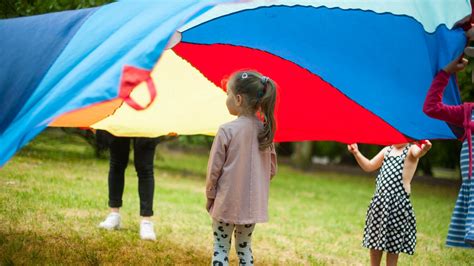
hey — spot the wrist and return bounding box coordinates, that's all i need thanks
[442,68,453,74]
[439,69,449,74]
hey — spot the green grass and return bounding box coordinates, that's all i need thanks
[0,129,473,265]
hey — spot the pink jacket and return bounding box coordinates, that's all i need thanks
[423,70,473,177]
[206,116,277,224]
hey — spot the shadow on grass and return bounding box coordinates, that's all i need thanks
[0,229,213,265]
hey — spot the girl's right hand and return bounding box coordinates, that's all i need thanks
[443,56,468,74]
[206,198,214,212]
[347,143,359,154]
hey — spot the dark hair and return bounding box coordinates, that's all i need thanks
[228,70,277,149]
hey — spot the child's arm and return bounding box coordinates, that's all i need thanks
[409,140,432,159]
[347,143,387,172]
[422,57,467,126]
[270,144,277,179]
[206,128,228,202]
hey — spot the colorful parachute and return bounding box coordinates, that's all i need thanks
[0,0,234,166]
[0,0,471,166]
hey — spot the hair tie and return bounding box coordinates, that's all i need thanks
[241,72,248,79]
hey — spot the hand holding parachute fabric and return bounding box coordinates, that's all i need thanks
[0,0,471,166]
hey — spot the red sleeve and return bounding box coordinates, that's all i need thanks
[423,70,464,126]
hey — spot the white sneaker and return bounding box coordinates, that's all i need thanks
[98,212,121,230]
[140,220,156,241]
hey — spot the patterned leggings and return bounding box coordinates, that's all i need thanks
[212,219,255,266]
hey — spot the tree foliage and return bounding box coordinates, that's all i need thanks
[1,0,113,18]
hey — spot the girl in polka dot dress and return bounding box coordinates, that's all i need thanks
[348,142,432,266]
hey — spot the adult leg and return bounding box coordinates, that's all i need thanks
[369,249,383,266]
[99,134,130,229]
[212,220,234,266]
[235,224,255,266]
[108,135,130,211]
[386,252,399,266]
[133,137,158,217]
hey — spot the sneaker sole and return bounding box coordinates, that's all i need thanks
[140,236,157,241]
[98,224,121,230]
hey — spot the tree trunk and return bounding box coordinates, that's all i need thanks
[291,141,313,170]
[418,158,434,176]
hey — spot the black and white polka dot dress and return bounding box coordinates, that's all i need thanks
[362,145,416,255]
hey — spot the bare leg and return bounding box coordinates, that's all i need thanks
[370,249,383,266]
[386,252,399,266]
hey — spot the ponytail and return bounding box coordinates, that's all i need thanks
[257,79,276,150]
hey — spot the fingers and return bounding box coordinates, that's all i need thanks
[445,55,468,73]
[422,140,432,150]
[458,57,469,69]
[347,143,358,153]
[418,140,432,151]
[466,27,474,40]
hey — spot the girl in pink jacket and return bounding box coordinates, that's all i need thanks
[423,55,473,248]
[206,70,277,265]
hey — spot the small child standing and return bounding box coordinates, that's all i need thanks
[206,70,277,266]
[348,142,431,266]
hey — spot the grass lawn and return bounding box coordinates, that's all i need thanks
[0,129,472,265]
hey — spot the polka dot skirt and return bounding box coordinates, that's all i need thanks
[362,145,416,255]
